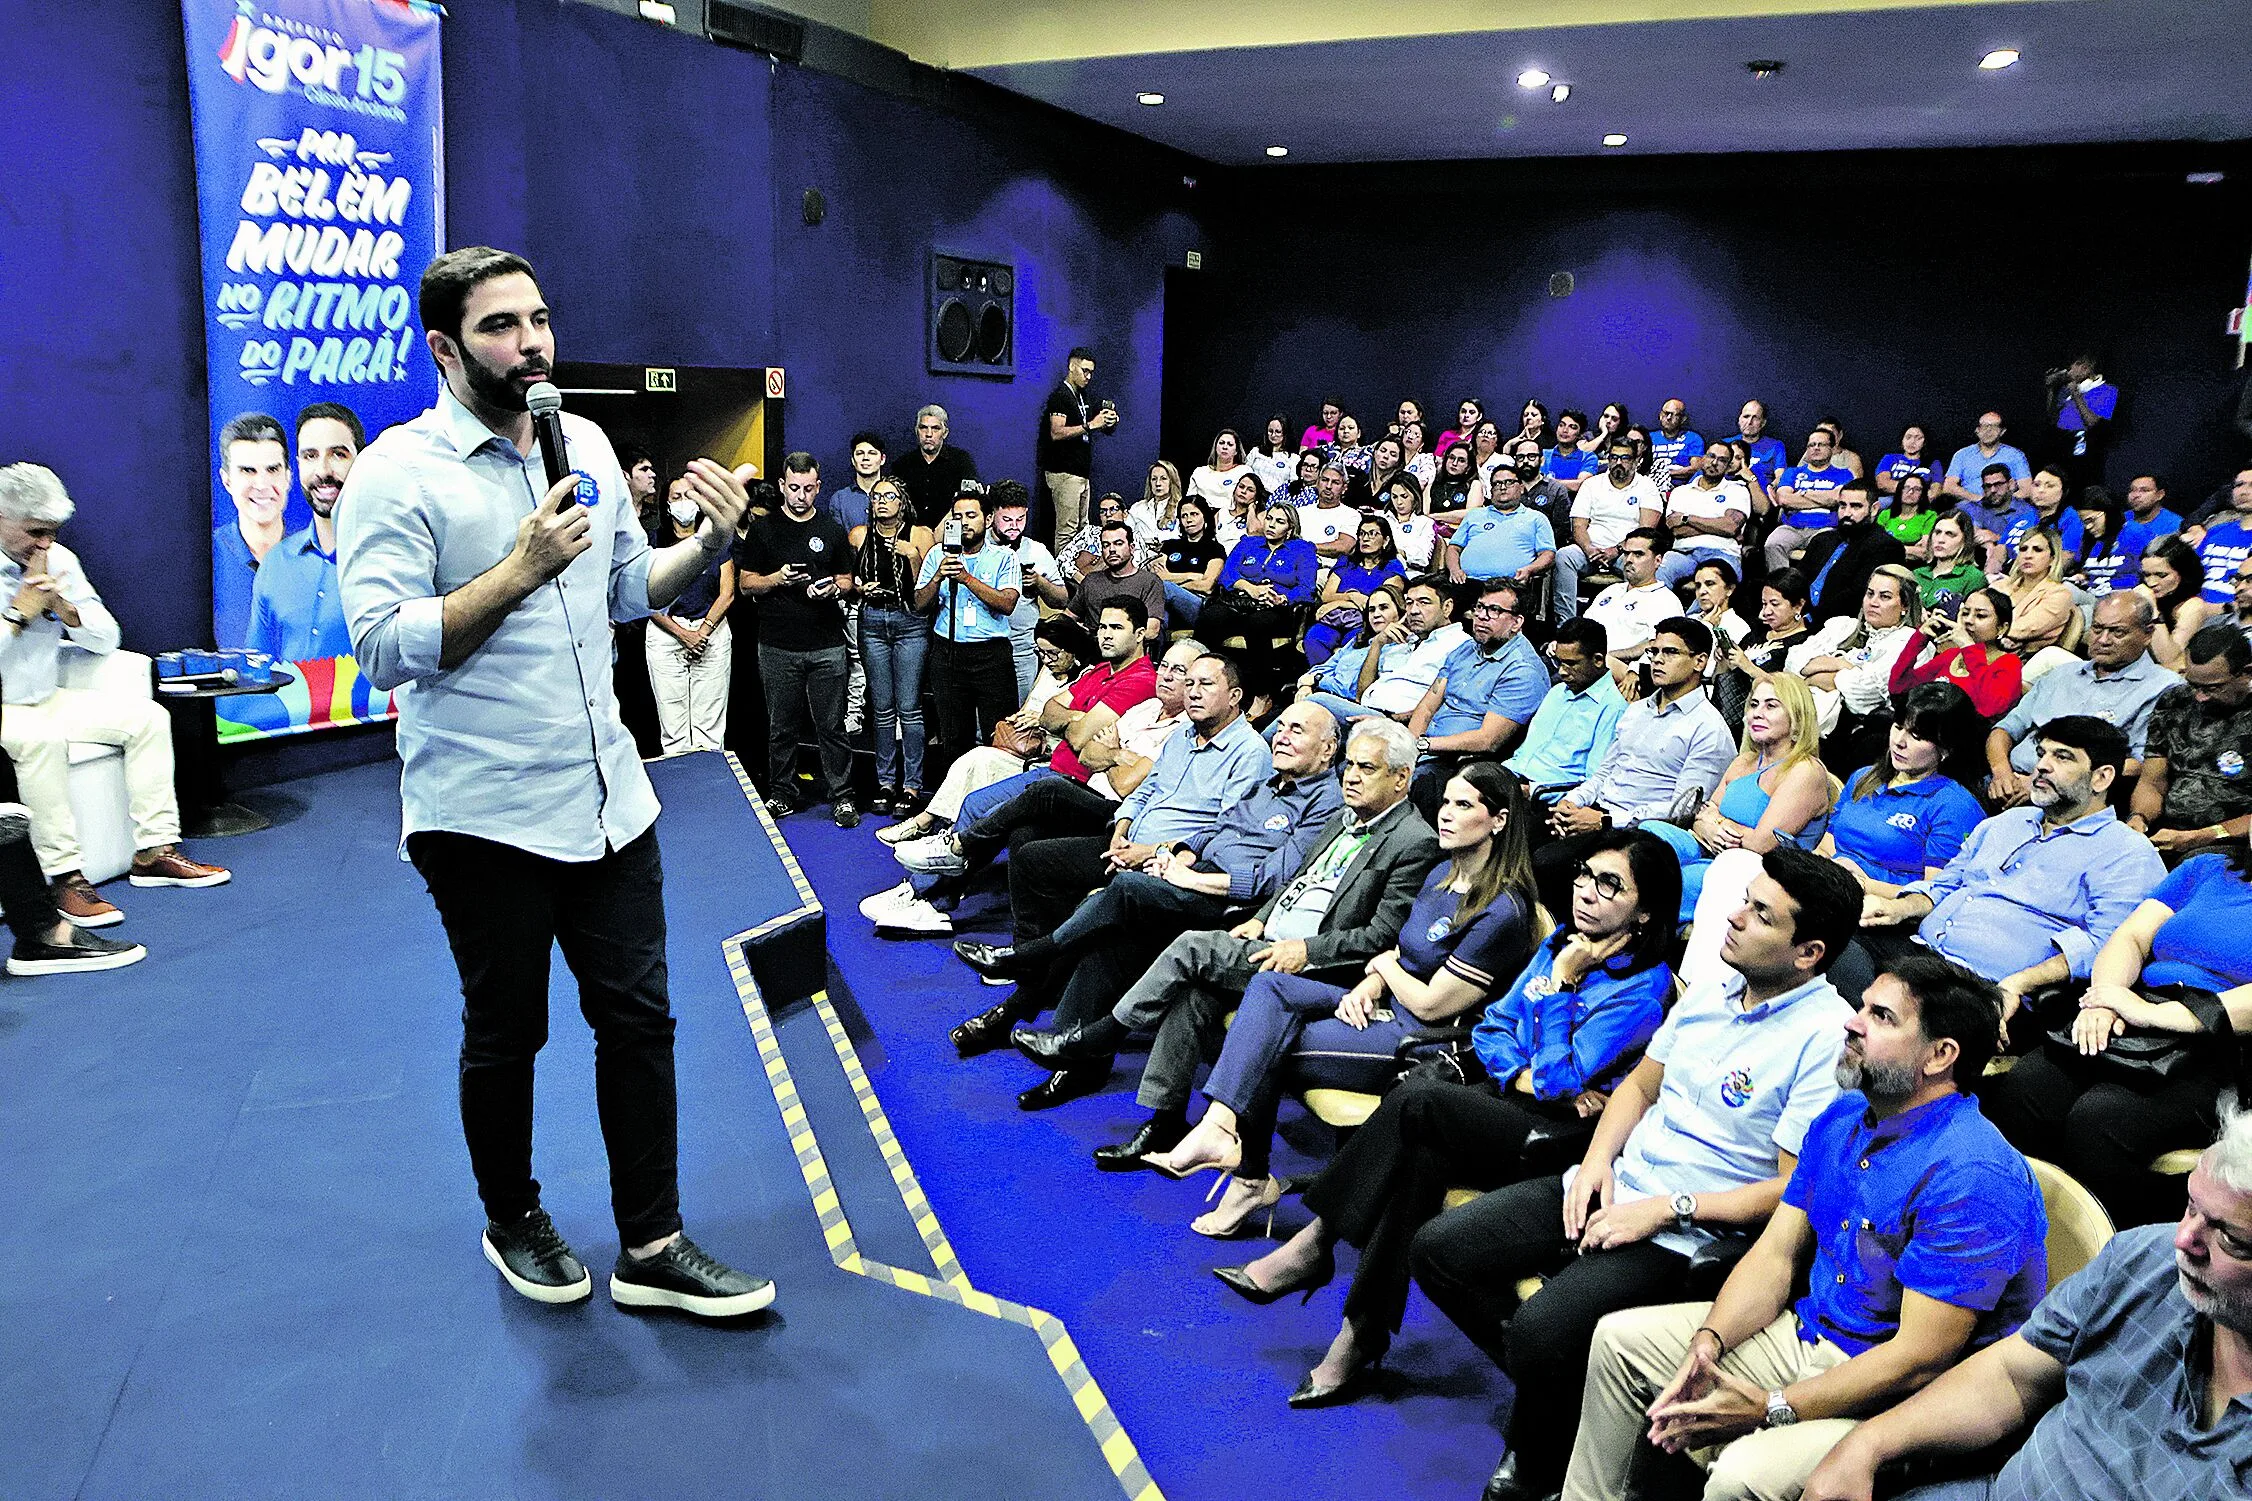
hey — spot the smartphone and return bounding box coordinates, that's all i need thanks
[942,519,964,554]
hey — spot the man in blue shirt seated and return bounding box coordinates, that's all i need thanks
[1942,412,2033,507]
[1849,715,2166,1024]
[1562,953,2046,1501]
[1984,593,2179,798]
[1961,464,2042,574]
[1764,428,1857,571]
[1507,619,1627,797]
[1652,399,1706,484]
[1404,577,1550,816]
[1735,400,1790,494]
[247,401,362,663]
[2105,472,2183,590]
[1802,1111,2252,1501]
[2190,467,2252,605]
[1445,470,1555,585]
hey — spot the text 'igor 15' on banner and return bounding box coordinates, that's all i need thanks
[181,0,444,741]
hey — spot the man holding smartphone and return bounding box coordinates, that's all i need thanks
[1040,346,1118,545]
[915,489,1023,777]
[736,452,859,825]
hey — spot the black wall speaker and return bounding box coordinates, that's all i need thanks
[928,252,1015,378]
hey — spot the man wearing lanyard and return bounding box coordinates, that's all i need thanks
[914,489,1023,775]
[339,247,770,1317]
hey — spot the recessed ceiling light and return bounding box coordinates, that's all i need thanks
[1550,83,1571,103]
[1602,133,1628,148]
[1517,68,1551,89]
[2187,171,2226,184]
[1265,145,1289,158]
[1137,91,1165,106]
[1979,48,2020,70]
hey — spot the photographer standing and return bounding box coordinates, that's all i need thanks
[915,489,1023,778]
[1039,346,1118,545]
[737,452,859,826]
[2047,352,2119,493]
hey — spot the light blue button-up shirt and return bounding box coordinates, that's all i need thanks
[1507,674,1628,789]
[337,386,658,861]
[1994,652,2180,773]
[1907,804,2166,980]
[1115,709,1269,847]
[1567,685,1735,826]
[0,541,122,706]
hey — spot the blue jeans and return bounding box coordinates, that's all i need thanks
[1203,970,1417,1177]
[1162,579,1206,625]
[1657,543,1738,587]
[860,606,928,791]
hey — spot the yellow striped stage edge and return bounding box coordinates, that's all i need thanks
[721,753,1164,1501]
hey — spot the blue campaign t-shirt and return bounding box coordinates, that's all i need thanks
[2195,517,2252,603]
[1827,769,1986,886]
[1778,463,1854,528]
[1451,504,1555,578]
[1741,435,1789,491]
[1542,446,1599,484]
[1783,1092,2048,1358]
[1875,452,1935,486]
[1651,430,1706,472]
[2107,507,2184,588]
[2023,506,2084,563]
[2143,853,2252,992]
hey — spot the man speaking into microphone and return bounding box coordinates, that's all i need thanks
[338,247,771,1317]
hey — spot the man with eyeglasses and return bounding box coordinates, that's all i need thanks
[1657,444,1751,588]
[1987,593,2179,805]
[1942,411,2033,507]
[1403,579,1549,815]
[1556,441,1663,624]
[1765,428,1857,572]
[1651,399,1706,485]
[1507,437,1577,558]
[1446,469,1555,587]
[1803,1108,2252,1501]
[1533,618,1734,916]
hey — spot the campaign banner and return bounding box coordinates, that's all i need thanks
[181,0,443,740]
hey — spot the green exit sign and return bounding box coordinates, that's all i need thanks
[644,367,677,393]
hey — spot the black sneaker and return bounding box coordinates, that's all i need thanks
[7,926,146,976]
[832,798,861,829]
[481,1208,593,1304]
[610,1234,774,1317]
[763,795,799,819]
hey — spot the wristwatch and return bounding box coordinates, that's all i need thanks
[1,607,25,629]
[1670,1191,1698,1233]
[1416,735,1431,754]
[1763,1390,1799,1428]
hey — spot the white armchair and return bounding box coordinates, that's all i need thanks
[57,648,151,884]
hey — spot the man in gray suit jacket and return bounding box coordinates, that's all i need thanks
[1012,718,1443,1165]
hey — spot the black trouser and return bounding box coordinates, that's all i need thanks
[407,828,683,1247]
[759,642,852,802]
[926,775,1121,912]
[1980,1046,2222,1228]
[1195,599,1304,698]
[0,751,61,943]
[929,635,1019,776]
[1410,1171,1691,1491]
[1828,924,1923,1007]
[1005,835,1113,948]
[1302,1075,1585,1341]
[1040,871,1235,1027]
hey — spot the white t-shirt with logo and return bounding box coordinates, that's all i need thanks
[1586,582,1685,656]
[1297,503,1359,552]
[1664,480,1751,559]
[1571,472,1663,551]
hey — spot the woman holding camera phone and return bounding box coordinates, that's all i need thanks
[1889,584,2025,719]
[851,479,934,813]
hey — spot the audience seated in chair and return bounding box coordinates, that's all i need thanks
[1403,577,1549,815]
[1505,619,1628,799]
[1791,564,1923,748]
[1656,443,1752,587]
[0,746,144,975]
[1888,586,2025,721]
[1201,500,1321,695]
[0,463,228,927]
[1562,953,2046,1501]
[1982,830,2252,1229]
[1845,716,2166,1017]
[1802,1110,2252,1501]
[1140,763,1550,1232]
[1984,592,2178,804]
[1796,482,1906,625]
[1585,529,1683,677]
[1294,573,1466,732]
[1009,719,1441,1156]
[1555,440,1663,624]
[2126,621,2252,862]
[1763,427,1857,572]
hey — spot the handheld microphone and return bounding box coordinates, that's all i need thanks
[524,381,570,493]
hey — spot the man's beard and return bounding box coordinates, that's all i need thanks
[461,346,547,413]
[2178,1263,2252,1335]
[1834,1049,1917,1101]
[306,482,343,518]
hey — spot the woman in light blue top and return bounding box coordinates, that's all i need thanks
[1648,672,1833,921]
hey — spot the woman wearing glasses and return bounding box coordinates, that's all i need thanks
[1212,829,1676,1410]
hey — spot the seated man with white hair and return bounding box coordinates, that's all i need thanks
[0,464,229,926]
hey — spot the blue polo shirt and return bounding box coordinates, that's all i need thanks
[2107,506,2183,588]
[1450,504,1555,578]
[246,523,351,661]
[1827,769,1985,885]
[1740,435,1788,490]
[1650,429,1705,473]
[1428,630,1548,738]
[826,484,876,532]
[1542,446,1598,484]
[1783,1091,2047,1358]
[1507,674,1628,789]
[2196,517,2252,603]
[1947,442,2032,493]
[1777,463,1855,528]
[916,539,1022,643]
[212,521,260,648]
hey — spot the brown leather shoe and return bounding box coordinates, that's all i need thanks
[128,846,231,888]
[51,871,124,928]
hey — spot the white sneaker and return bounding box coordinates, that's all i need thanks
[897,836,968,876]
[873,898,954,936]
[859,880,916,920]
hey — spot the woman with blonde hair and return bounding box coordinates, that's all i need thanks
[1792,563,1924,738]
[1650,672,1834,921]
[1992,525,2077,660]
[1131,459,1185,541]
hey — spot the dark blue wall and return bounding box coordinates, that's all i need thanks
[1169,147,2252,502]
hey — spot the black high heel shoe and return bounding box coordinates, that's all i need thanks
[1212,1244,1334,1306]
[1286,1351,1386,1410]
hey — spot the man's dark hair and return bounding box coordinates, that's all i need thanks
[1759,847,1863,975]
[954,490,998,519]
[849,429,888,458]
[1884,953,2003,1087]
[2130,472,2166,494]
[1403,574,1455,614]
[1558,407,1591,432]
[1622,526,1665,552]
[1068,346,1096,365]
[988,478,1030,511]
[1837,478,1876,504]
[418,246,537,344]
[2034,714,2130,778]
[1195,651,1243,694]
[1553,618,1608,657]
[295,402,365,448]
[219,412,286,454]
[1099,596,1150,632]
[616,441,652,473]
[782,451,820,478]
[1462,577,1523,616]
[1654,617,1714,657]
[1980,462,2012,483]
[2187,620,2252,674]
[1099,519,1134,540]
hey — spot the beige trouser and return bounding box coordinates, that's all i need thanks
[1564,1302,1855,1501]
[644,616,733,755]
[1045,472,1090,543]
[1,687,180,877]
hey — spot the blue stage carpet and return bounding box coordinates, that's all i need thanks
[779,810,1516,1501]
[0,754,1128,1501]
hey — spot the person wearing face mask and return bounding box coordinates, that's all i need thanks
[1554,440,1663,625]
[642,476,738,756]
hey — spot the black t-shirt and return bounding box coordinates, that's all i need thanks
[892,445,979,523]
[1039,381,1096,477]
[1161,534,1225,580]
[734,510,852,651]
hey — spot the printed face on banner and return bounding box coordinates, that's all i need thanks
[183,0,443,741]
